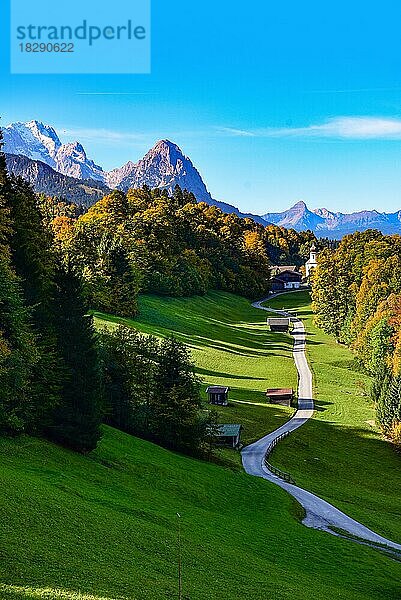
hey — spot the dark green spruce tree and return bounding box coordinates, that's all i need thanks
[99,326,157,437]
[152,336,203,454]
[0,139,38,433]
[0,257,38,434]
[6,174,61,426]
[47,261,103,452]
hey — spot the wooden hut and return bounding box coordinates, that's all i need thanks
[267,317,290,332]
[266,388,294,407]
[206,386,230,406]
[215,424,242,448]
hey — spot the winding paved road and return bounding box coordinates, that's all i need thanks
[241,294,401,553]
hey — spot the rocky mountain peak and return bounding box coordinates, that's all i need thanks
[292,200,307,209]
[140,139,187,171]
[5,119,401,238]
[3,120,104,182]
[26,120,61,147]
[113,139,212,202]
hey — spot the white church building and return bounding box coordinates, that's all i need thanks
[305,243,318,278]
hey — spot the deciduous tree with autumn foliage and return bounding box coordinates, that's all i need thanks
[311,231,401,444]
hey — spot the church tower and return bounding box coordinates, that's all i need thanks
[305,243,318,278]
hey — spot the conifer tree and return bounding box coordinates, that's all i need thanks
[47,261,103,452]
[152,336,203,454]
[377,374,401,435]
[6,175,61,423]
[99,326,157,436]
[0,136,12,254]
[0,131,38,433]
[0,257,38,434]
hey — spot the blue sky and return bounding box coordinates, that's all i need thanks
[2,0,401,214]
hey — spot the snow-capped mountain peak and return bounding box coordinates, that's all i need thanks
[6,119,401,238]
[2,120,105,182]
[2,120,61,168]
[25,120,61,157]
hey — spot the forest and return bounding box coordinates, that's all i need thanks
[0,142,218,456]
[45,186,315,316]
[311,230,401,444]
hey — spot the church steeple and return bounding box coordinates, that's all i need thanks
[306,243,318,277]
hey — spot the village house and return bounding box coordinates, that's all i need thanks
[270,265,302,291]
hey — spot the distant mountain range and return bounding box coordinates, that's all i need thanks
[3,120,401,237]
[262,201,401,238]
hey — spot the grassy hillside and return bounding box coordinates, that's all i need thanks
[265,291,401,543]
[94,292,297,453]
[1,427,401,600]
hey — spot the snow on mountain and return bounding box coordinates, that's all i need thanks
[26,120,61,159]
[2,120,105,182]
[2,122,266,223]
[4,120,401,237]
[2,121,61,168]
[55,142,104,181]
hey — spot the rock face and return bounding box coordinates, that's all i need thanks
[105,139,268,224]
[3,123,212,198]
[262,201,326,231]
[111,140,213,202]
[106,161,136,189]
[2,121,267,224]
[54,142,104,181]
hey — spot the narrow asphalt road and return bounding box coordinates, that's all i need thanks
[241,294,401,553]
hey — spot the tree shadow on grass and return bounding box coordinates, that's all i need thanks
[196,367,266,381]
[312,399,333,412]
[327,359,366,374]
[185,335,292,358]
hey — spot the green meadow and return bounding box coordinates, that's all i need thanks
[1,290,401,600]
[94,292,297,453]
[1,426,400,600]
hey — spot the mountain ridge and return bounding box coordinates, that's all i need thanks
[263,200,401,238]
[5,153,111,207]
[2,120,268,225]
[3,120,401,237]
